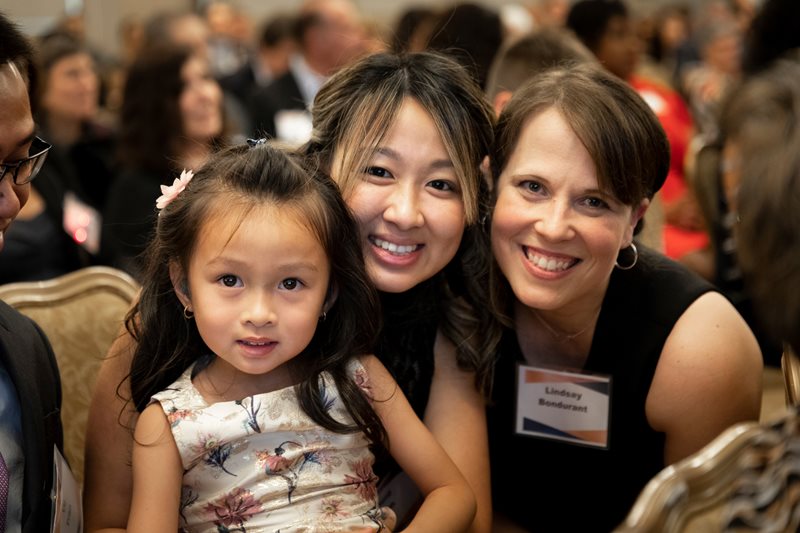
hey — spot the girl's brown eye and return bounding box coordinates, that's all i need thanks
[280,278,300,290]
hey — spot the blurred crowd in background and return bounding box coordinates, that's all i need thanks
[2,0,798,364]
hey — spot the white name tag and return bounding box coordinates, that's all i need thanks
[50,446,82,533]
[515,364,611,449]
[63,192,101,255]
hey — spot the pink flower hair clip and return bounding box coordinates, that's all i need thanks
[156,169,194,210]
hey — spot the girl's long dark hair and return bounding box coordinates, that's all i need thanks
[126,142,386,447]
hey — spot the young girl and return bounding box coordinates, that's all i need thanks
[124,142,475,532]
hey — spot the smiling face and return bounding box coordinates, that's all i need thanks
[0,63,34,251]
[42,52,98,122]
[179,55,223,143]
[492,107,645,315]
[342,98,466,293]
[175,202,330,391]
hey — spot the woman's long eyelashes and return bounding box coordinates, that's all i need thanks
[583,197,610,209]
[364,166,391,178]
[519,180,544,194]
[428,179,457,192]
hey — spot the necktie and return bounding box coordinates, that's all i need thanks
[0,451,7,532]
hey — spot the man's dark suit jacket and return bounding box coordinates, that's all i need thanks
[0,301,63,532]
[247,69,306,139]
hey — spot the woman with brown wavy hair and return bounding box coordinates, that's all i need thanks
[101,44,227,279]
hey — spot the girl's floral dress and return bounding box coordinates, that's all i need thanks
[151,359,383,532]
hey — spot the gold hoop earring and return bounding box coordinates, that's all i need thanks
[615,242,638,270]
[183,305,194,319]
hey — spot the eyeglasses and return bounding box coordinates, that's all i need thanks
[0,137,51,186]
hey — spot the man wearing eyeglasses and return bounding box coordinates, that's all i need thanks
[0,12,65,533]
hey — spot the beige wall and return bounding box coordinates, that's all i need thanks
[3,0,72,37]
[4,0,680,63]
[5,0,519,59]
[83,0,188,59]
[4,0,189,58]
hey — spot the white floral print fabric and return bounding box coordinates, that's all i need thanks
[152,360,382,532]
